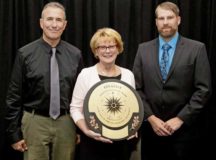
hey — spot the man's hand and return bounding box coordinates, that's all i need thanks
[11,139,28,152]
[164,117,183,134]
[148,115,172,136]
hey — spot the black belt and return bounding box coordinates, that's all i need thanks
[24,108,69,117]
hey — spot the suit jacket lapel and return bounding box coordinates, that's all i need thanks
[166,36,185,81]
[152,39,163,81]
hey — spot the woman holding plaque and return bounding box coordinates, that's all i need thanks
[70,28,139,160]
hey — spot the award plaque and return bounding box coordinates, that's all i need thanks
[83,79,144,140]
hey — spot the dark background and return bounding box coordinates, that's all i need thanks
[0,0,216,159]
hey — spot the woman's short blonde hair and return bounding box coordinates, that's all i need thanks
[90,28,124,57]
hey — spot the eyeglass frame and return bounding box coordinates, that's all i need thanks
[96,44,117,52]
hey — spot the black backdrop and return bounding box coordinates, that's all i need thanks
[0,0,216,159]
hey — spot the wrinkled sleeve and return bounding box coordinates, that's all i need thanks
[5,51,24,144]
[133,45,153,119]
[178,43,212,125]
[70,70,87,123]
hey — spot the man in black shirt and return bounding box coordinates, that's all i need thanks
[5,2,83,160]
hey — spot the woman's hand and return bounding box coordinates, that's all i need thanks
[127,132,138,140]
[85,130,113,143]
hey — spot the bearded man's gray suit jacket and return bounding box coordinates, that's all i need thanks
[133,35,211,140]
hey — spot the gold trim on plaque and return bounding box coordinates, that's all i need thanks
[84,79,144,140]
[102,125,128,140]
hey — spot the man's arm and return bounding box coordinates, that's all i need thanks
[177,43,212,125]
[133,44,154,119]
[5,51,24,145]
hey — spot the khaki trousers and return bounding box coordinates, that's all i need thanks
[21,111,76,160]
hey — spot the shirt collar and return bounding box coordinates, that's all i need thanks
[159,32,179,49]
[39,37,63,55]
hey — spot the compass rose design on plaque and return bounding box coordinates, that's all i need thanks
[105,97,123,114]
[84,79,144,140]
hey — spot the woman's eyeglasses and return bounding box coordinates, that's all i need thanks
[96,45,117,52]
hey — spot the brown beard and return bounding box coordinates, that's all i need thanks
[159,27,177,39]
